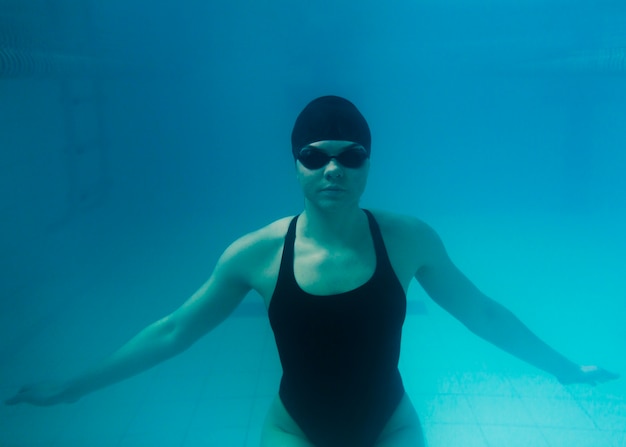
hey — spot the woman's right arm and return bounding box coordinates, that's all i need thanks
[5,237,254,406]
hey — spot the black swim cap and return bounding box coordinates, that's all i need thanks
[291,95,371,160]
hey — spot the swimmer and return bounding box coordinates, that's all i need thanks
[6,96,619,446]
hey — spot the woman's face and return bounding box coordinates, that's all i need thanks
[295,140,370,210]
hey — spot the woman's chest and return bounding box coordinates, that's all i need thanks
[293,244,377,296]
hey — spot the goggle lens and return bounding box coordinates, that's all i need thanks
[297,147,368,170]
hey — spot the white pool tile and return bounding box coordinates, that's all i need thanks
[188,398,253,430]
[540,427,626,447]
[467,395,535,426]
[424,423,488,447]
[200,371,258,400]
[521,397,595,430]
[507,374,573,399]
[481,425,549,447]
[576,396,626,431]
[425,394,477,424]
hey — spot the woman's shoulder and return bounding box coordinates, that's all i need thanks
[253,215,297,241]
[366,209,439,282]
[367,208,444,254]
[225,216,296,259]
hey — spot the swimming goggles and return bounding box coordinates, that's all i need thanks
[297,145,369,170]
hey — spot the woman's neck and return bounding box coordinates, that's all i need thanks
[299,204,367,247]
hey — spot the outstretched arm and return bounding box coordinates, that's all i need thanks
[414,224,619,385]
[6,239,253,406]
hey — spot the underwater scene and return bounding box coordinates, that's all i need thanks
[1,1,625,446]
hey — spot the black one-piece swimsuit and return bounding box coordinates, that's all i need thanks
[268,209,407,447]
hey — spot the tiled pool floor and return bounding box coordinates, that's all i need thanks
[1,312,624,447]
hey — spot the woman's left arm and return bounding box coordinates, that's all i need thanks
[414,223,619,385]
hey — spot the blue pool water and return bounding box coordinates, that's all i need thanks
[1,1,625,446]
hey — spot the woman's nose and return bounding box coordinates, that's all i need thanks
[324,159,343,178]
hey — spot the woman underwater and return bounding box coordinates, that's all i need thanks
[7,96,619,446]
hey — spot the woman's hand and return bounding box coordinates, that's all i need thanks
[5,381,78,407]
[558,365,620,386]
